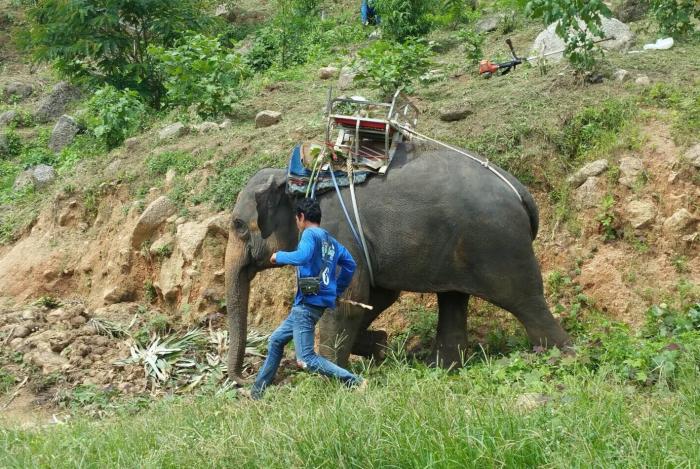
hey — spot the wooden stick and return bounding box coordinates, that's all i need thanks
[339,299,374,310]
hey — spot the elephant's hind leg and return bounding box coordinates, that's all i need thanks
[501,294,570,349]
[430,291,469,368]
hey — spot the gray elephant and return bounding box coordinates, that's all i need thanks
[224,142,570,383]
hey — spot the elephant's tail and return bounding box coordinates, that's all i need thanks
[519,188,540,240]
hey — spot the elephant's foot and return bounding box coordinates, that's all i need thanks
[351,329,388,361]
[427,343,466,369]
[503,294,571,351]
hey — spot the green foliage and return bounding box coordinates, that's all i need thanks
[0,369,16,394]
[644,302,700,338]
[34,296,61,308]
[150,34,248,118]
[650,0,699,38]
[0,129,22,158]
[526,0,612,71]
[356,39,432,96]
[25,0,211,104]
[374,0,435,41]
[596,194,618,241]
[392,306,438,351]
[146,151,199,176]
[144,281,157,304]
[437,0,479,27]
[457,28,484,64]
[85,85,146,148]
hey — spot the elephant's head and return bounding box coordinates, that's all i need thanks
[224,169,297,382]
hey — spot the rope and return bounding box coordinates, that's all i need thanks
[392,122,524,204]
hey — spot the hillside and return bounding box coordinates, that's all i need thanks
[0,0,699,462]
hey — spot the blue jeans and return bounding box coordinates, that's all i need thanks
[361,0,379,25]
[251,304,362,398]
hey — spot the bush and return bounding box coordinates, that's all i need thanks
[457,28,484,64]
[146,151,199,176]
[85,85,146,148]
[200,155,280,210]
[0,130,22,158]
[650,0,699,38]
[150,34,248,118]
[25,0,211,105]
[374,0,435,41]
[356,39,432,97]
[526,0,612,71]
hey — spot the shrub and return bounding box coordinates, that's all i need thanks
[85,85,146,148]
[25,0,211,105]
[146,151,199,176]
[650,0,699,38]
[0,129,22,158]
[356,39,432,97]
[200,155,280,210]
[374,0,435,41]
[526,0,612,71]
[457,28,484,64]
[150,34,248,118]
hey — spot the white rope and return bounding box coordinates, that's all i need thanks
[346,153,376,287]
[392,122,524,204]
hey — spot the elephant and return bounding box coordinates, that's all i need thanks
[224,141,570,383]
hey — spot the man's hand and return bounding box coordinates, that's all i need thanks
[270,252,277,265]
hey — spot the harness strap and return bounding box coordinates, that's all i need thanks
[346,154,376,287]
[329,167,363,247]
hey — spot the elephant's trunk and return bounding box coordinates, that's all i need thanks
[225,236,251,384]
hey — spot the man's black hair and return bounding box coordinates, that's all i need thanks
[295,198,322,224]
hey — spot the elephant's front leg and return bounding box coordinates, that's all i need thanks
[430,291,469,368]
[318,305,364,368]
[351,288,400,360]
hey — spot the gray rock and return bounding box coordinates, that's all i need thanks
[662,209,698,234]
[532,17,634,63]
[34,81,81,123]
[214,3,236,22]
[475,14,503,33]
[32,164,56,189]
[13,325,32,339]
[103,159,124,179]
[625,200,656,229]
[131,196,177,248]
[574,176,603,209]
[338,66,358,90]
[683,144,700,168]
[158,122,189,140]
[3,82,34,100]
[13,169,33,191]
[0,110,18,127]
[567,159,609,187]
[614,0,649,23]
[635,75,650,86]
[219,119,232,130]
[149,232,174,256]
[193,121,220,133]
[255,110,282,128]
[319,66,340,80]
[613,69,630,82]
[124,137,140,150]
[176,221,209,261]
[368,29,382,40]
[439,108,471,122]
[618,157,643,188]
[49,114,80,152]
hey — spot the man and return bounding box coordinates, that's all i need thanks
[250,198,363,399]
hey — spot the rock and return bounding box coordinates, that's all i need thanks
[103,159,124,179]
[31,164,56,189]
[318,66,339,80]
[532,17,634,62]
[34,81,81,123]
[635,75,650,86]
[103,286,135,304]
[70,315,87,328]
[49,115,80,152]
[475,14,503,33]
[207,212,230,237]
[618,157,643,188]
[255,110,282,128]
[176,221,209,261]
[24,343,69,374]
[338,66,358,90]
[613,69,630,82]
[574,176,603,209]
[131,196,177,248]
[625,200,656,229]
[662,209,698,234]
[14,325,32,339]
[11,170,33,191]
[368,30,382,40]
[158,253,183,302]
[439,108,471,122]
[149,232,174,256]
[515,393,551,412]
[21,309,38,321]
[46,308,70,323]
[165,168,177,189]
[3,82,34,100]
[614,0,649,23]
[214,3,236,21]
[193,122,220,133]
[567,159,609,187]
[158,122,189,141]
[219,119,232,130]
[0,110,18,127]
[683,144,700,168]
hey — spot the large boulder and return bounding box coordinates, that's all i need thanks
[31,164,56,188]
[574,176,603,209]
[338,66,359,90]
[439,107,471,122]
[3,82,34,101]
[532,17,634,62]
[475,14,504,33]
[618,157,644,188]
[49,115,80,152]
[34,81,82,123]
[255,110,282,128]
[176,221,209,261]
[662,209,698,235]
[0,110,18,127]
[683,144,700,168]
[131,196,177,248]
[625,200,656,229]
[567,159,609,187]
[319,66,340,80]
[158,122,189,141]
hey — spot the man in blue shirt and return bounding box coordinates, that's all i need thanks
[250,198,363,399]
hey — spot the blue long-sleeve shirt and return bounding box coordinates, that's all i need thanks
[276,227,356,309]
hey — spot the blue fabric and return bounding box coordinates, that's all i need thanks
[251,304,362,398]
[286,144,371,196]
[361,0,379,24]
[276,227,356,309]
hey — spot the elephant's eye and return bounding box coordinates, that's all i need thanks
[233,219,249,237]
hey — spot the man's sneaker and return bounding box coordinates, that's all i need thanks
[239,388,262,400]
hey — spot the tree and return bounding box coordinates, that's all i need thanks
[25,0,211,106]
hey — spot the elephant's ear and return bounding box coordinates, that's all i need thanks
[254,174,287,239]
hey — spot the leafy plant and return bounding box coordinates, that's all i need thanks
[596,194,618,241]
[0,129,22,158]
[150,34,248,118]
[146,151,199,176]
[34,296,61,308]
[457,28,484,64]
[374,0,435,41]
[526,0,612,71]
[144,281,158,304]
[0,369,16,394]
[650,0,699,38]
[85,85,146,148]
[24,0,211,105]
[356,39,432,97]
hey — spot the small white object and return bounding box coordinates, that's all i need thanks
[643,37,674,50]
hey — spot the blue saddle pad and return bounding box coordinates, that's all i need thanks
[287,144,371,196]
